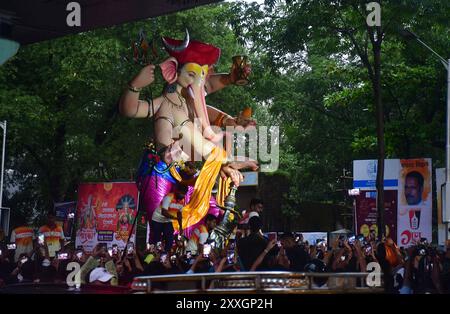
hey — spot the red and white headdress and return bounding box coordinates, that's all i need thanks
[162,29,221,66]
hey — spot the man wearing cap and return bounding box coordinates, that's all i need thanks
[80,243,118,286]
[88,267,115,285]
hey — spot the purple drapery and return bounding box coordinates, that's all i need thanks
[141,173,220,241]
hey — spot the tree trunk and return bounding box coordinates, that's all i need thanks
[49,95,68,205]
[50,122,67,204]
[373,39,385,241]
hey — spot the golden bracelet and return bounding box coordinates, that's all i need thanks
[127,83,142,93]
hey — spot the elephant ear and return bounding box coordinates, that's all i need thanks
[207,65,215,78]
[160,57,178,84]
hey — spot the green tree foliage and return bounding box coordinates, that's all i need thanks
[0,1,448,227]
[228,0,448,215]
[0,3,255,225]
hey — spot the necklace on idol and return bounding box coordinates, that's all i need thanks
[164,90,186,110]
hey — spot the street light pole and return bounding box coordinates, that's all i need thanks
[0,120,6,227]
[445,58,450,244]
[400,29,450,242]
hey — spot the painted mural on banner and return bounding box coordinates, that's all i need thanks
[397,159,432,246]
[355,190,397,243]
[75,182,139,252]
[353,158,432,246]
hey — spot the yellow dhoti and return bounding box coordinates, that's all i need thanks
[172,147,227,230]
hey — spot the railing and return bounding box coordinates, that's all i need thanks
[131,271,384,294]
[0,282,131,294]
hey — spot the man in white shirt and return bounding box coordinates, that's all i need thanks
[238,198,264,237]
[150,185,187,252]
[186,214,217,255]
[9,217,35,262]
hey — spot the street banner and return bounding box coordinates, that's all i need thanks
[355,190,397,242]
[75,182,139,252]
[353,158,433,246]
[397,159,432,246]
[54,201,76,239]
[353,160,399,190]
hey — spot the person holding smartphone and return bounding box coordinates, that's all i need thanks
[38,212,65,258]
[9,216,35,263]
[9,253,34,284]
[79,243,118,286]
[150,185,187,252]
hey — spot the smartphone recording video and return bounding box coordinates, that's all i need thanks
[348,235,356,244]
[38,233,45,245]
[127,244,134,255]
[7,243,16,250]
[267,232,277,242]
[227,250,235,264]
[203,244,211,257]
[58,253,68,260]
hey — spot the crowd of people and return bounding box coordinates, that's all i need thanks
[1,198,450,294]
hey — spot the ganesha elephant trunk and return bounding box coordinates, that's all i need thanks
[187,84,223,144]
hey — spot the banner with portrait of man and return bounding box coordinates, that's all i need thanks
[354,158,433,247]
[74,182,139,253]
[397,158,432,246]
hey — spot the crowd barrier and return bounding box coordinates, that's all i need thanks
[131,271,384,294]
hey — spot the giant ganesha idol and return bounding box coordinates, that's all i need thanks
[119,30,257,236]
